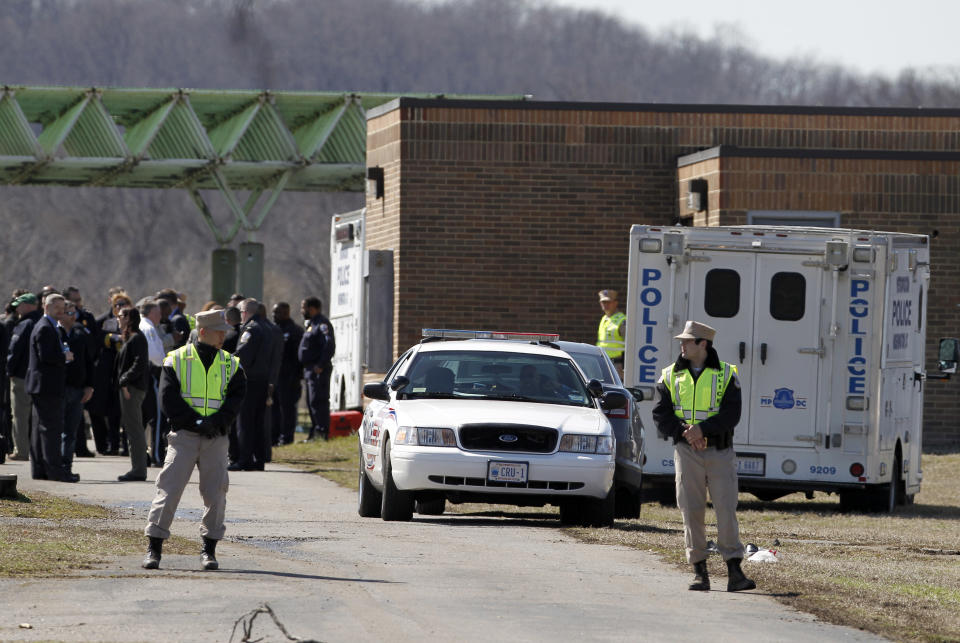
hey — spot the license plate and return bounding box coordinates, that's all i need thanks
[736,453,765,477]
[488,461,528,483]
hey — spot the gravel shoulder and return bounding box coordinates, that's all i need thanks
[0,455,884,643]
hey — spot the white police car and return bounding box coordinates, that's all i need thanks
[358,329,628,526]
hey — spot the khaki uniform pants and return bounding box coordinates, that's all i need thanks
[145,430,229,541]
[10,377,32,458]
[675,441,745,563]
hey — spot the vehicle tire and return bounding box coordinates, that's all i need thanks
[582,487,616,527]
[615,487,641,519]
[882,456,902,514]
[380,437,413,521]
[358,449,382,518]
[559,501,584,526]
[415,497,446,515]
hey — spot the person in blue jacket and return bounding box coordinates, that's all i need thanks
[298,297,335,441]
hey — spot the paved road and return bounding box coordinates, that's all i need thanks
[0,454,884,643]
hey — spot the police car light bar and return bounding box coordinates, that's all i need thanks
[422,329,560,342]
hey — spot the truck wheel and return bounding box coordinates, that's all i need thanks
[582,487,616,527]
[380,437,413,521]
[358,449,382,518]
[415,497,446,515]
[882,456,903,514]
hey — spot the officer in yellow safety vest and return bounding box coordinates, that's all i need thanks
[141,309,247,571]
[596,289,626,369]
[651,320,756,593]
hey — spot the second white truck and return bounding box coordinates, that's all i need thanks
[624,224,940,512]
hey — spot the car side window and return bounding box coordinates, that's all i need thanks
[385,349,413,384]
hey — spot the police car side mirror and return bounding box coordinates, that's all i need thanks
[600,391,628,410]
[363,382,390,401]
[587,379,604,398]
[938,338,960,374]
[626,386,645,403]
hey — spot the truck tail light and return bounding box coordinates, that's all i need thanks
[849,462,865,477]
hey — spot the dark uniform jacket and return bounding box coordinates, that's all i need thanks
[276,318,304,380]
[115,332,150,391]
[298,314,335,376]
[235,316,272,382]
[651,347,741,449]
[26,315,67,397]
[260,316,284,387]
[65,323,95,390]
[6,309,42,379]
[222,323,241,354]
[159,340,247,435]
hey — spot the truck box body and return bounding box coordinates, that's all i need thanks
[330,208,366,412]
[624,225,928,508]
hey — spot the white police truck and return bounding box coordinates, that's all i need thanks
[624,224,948,512]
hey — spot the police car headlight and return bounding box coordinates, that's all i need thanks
[395,426,456,447]
[560,435,614,455]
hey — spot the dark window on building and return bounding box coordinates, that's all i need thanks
[770,272,805,321]
[704,269,740,318]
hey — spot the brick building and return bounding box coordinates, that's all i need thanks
[364,98,960,448]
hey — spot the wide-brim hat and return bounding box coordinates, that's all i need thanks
[674,320,716,342]
[598,289,618,302]
[195,309,232,332]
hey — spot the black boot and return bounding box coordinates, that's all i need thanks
[726,558,756,592]
[688,560,710,591]
[201,537,219,571]
[142,537,162,569]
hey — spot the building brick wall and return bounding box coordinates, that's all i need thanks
[365,99,960,448]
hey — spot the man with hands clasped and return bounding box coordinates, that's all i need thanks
[141,309,246,571]
[652,320,755,593]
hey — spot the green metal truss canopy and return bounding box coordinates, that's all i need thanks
[0,85,525,243]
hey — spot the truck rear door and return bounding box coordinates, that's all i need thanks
[687,251,822,448]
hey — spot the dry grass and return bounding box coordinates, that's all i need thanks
[574,453,960,643]
[0,490,196,577]
[291,439,960,643]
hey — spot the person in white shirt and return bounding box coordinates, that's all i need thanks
[139,301,165,367]
[139,300,166,464]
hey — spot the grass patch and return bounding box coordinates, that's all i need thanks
[272,434,359,490]
[0,491,195,577]
[293,438,960,643]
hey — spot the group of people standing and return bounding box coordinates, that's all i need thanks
[0,285,336,483]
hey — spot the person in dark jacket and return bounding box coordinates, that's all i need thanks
[299,297,335,441]
[26,294,75,482]
[272,302,303,446]
[7,293,42,461]
[115,306,150,481]
[231,298,273,471]
[257,302,283,460]
[63,286,99,458]
[142,309,246,571]
[60,300,95,477]
[651,320,754,593]
[87,291,129,455]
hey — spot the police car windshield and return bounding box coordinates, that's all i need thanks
[400,350,592,407]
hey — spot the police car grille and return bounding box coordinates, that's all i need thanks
[458,424,558,453]
[428,475,584,491]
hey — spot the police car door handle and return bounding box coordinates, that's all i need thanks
[760,343,767,365]
[739,342,745,363]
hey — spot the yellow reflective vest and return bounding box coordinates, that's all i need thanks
[597,311,626,359]
[661,361,737,424]
[164,343,241,417]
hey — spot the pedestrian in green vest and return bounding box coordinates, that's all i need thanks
[596,289,626,372]
[651,320,756,593]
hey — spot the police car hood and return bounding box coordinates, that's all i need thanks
[398,399,608,433]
